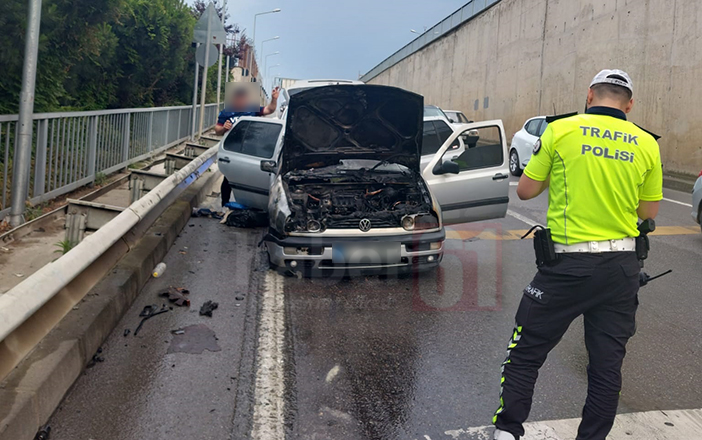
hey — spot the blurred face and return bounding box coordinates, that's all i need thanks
[233,92,248,110]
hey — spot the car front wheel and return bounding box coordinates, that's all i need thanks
[509,150,522,176]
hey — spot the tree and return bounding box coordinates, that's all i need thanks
[0,0,246,113]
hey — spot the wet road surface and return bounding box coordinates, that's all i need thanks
[48,215,266,440]
[48,182,702,439]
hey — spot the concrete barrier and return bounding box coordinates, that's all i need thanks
[366,0,702,175]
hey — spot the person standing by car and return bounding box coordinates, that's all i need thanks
[492,69,663,440]
[215,86,280,206]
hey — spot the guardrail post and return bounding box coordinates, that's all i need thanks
[87,115,98,183]
[147,112,154,152]
[33,119,48,197]
[164,109,170,146]
[122,112,130,164]
[177,109,182,140]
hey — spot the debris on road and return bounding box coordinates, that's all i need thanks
[123,329,130,337]
[171,329,185,335]
[199,300,219,317]
[152,262,167,278]
[192,207,224,219]
[222,207,268,228]
[159,286,190,306]
[167,324,222,354]
[134,304,169,336]
[87,348,105,368]
[33,425,51,440]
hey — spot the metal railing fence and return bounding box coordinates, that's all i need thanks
[0,103,221,220]
[360,0,501,82]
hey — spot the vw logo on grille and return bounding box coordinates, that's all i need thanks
[359,218,372,232]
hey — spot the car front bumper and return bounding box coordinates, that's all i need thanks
[264,229,445,274]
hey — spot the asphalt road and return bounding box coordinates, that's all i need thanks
[48,179,702,440]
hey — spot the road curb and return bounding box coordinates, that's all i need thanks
[0,170,220,440]
[663,175,696,193]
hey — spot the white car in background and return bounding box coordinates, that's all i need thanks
[509,116,548,176]
[693,171,702,232]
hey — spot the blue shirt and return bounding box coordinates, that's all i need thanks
[217,107,265,125]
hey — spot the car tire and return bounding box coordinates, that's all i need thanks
[509,150,522,176]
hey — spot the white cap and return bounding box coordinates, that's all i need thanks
[590,69,633,95]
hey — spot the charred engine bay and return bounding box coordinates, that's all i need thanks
[284,169,433,231]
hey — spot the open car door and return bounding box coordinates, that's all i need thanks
[422,120,510,225]
[217,117,284,210]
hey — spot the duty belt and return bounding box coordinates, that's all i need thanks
[554,238,636,254]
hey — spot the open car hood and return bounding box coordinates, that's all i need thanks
[281,85,423,173]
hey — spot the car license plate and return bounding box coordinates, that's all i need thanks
[332,242,401,264]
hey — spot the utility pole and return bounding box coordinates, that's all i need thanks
[9,0,43,227]
[191,44,200,141]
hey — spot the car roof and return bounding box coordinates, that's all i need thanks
[286,79,364,90]
[443,110,463,113]
[423,115,450,123]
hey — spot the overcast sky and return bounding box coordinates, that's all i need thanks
[205,0,467,81]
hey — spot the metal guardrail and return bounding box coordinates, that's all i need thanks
[0,103,221,220]
[360,0,501,82]
[0,142,219,350]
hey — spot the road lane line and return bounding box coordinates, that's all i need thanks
[663,197,693,208]
[251,271,286,440]
[506,209,540,227]
[443,408,702,439]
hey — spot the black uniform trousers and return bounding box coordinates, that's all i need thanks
[494,252,640,440]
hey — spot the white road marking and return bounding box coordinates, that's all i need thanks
[506,209,540,228]
[663,197,693,208]
[251,271,286,440]
[325,364,340,383]
[443,408,702,439]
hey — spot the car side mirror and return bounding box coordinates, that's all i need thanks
[448,118,455,123]
[260,160,277,173]
[434,160,460,175]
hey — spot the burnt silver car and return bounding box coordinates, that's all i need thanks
[219,83,511,274]
[264,85,444,274]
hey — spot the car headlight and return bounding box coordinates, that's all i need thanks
[402,213,439,231]
[307,219,322,232]
[401,216,415,231]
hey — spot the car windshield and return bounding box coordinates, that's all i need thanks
[423,106,448,120]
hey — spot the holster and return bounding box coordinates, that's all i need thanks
[533,228,557,267]
[635,235,650,261]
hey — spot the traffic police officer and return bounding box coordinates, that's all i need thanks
[493,69,663,440]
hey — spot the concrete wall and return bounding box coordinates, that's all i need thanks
[367,0,702,175]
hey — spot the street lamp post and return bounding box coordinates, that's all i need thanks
[247,8,281,80]
[216,0,228,111]
[267,63,280,92]
[259,36,280,65]
[263,51,280,79]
